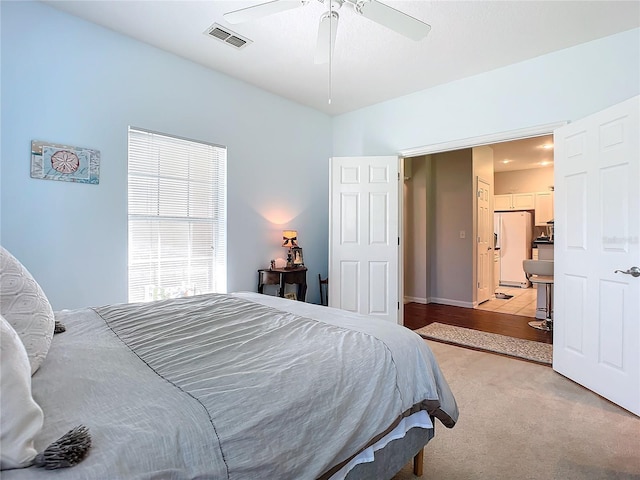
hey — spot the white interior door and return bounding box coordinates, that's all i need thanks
[553,95,639,416]
[329,156,400,323]
[477,177,492,304]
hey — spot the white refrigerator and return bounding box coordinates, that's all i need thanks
[494,211,532,287]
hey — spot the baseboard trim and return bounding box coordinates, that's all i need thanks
[404,296,428,304]
[428,297,474,309]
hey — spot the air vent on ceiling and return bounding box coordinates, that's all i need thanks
[204,23,252,50]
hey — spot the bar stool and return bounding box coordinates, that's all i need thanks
[522,260,554,331]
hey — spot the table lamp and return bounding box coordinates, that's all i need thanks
[282,230,298,268]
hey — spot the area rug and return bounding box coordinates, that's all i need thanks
[415,322,552,365]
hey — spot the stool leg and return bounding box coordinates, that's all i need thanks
[528,282,553,332]
[545,283,553,330]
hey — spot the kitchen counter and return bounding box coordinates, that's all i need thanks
[533,238,554,245]
[533,240,554,260]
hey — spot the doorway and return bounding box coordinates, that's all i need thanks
[402,125,560,340]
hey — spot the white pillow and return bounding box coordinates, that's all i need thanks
[0,314,45,470]
[0,246,55,375]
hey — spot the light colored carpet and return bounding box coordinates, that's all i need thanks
[393,341,640,480]
[415,322,553,365]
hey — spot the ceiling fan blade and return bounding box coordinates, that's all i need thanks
[355,0,431,41]
[314,11,339,64]
[224,0,309,24]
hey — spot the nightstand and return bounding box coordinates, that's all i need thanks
[257,267,307,301]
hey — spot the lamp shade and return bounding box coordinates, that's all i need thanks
[282,230,298,248]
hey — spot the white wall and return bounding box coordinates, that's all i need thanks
[0,2,332,309]
[332,28,640,156]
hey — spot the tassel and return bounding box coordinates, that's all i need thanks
[34,425,91,469]
[54,321,66,334]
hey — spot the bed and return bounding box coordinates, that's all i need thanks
[0,249,458,480]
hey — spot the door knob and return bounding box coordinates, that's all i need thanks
[614,266,640,278]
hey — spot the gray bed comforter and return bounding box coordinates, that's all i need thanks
[4,293,457,480]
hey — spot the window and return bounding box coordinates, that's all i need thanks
[128,128,226,302]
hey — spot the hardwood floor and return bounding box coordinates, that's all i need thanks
[404,302,553,344]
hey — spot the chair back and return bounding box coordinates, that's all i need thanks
[318,274,328,306]
[522,260,554,278]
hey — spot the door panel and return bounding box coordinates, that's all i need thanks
[340,193,359,244]
[369,261,388,314]
[564,274,585,353]
[370,193,388,244]
[554,95,639,416]
[564,173,587,247]
[599,280,624,369]
[330,156,399,323]
[340,261,359,312]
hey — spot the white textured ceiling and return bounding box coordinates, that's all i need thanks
[43,0,640,116]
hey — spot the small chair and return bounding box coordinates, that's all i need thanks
[522,260,554,331]
[318,274,328,306]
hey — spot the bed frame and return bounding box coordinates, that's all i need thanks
[343,425,433,479]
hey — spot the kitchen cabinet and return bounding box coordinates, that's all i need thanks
[494,193,535,211]
[494,195,512,211]
[534,191,554,225]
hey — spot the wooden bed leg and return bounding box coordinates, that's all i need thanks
[413,448,424,477]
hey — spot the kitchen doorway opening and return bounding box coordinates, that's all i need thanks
[401,123,561,341]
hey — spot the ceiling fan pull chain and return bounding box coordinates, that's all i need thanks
[328,0,333,104]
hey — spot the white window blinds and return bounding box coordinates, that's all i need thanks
[128,128,227,302]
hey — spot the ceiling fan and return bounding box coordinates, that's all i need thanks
[223,0,431,64]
